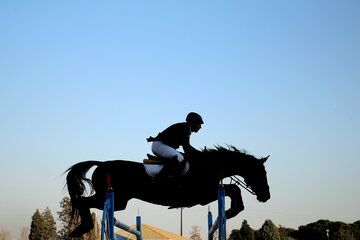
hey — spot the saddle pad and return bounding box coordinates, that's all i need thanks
[144,162,190,177]
[144,164,164,177]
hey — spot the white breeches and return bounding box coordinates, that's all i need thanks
[151,141,184,162]
[144,141,189,177]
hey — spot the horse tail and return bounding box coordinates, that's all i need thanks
[65,161,101,224]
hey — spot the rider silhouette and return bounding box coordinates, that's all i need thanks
[147,112,204,178]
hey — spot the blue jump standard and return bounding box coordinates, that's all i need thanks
[101,190,142,240]
[208,187,226,240]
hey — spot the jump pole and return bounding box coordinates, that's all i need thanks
[101,175,142,240]
[208,185,226,240]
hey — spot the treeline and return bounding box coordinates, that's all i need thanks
[3,197,359,240]
[229,219,360,240]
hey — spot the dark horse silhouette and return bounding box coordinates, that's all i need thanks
[66,146,270,237]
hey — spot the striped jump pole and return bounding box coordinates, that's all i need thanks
[208,185,226,240]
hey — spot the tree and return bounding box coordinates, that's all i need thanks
[278,226,295,240]
[0,226,12,240]
[19,226,30,240]
[292,219,330,240]
[228,219,360,240]
[229,220,255,240]
[229,229,241,240]
[351,221,360,240]
[290,219,360,240]
[239,220,255,240]
[29,209,44,240]
[57,197,73,240]
[57,196,100,240]
[328,221,355,240]
[189,225,202,240]
[42,207,59,240]
[256,219,280,240]
[29,208,59,240]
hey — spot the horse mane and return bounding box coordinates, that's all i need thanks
[202,145,250,156]
[200,145,261,165]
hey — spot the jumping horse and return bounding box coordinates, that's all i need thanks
[66,146,271,237]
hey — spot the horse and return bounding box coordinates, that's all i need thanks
[65,146,271,237]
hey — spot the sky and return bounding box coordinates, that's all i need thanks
[1,0,360,239]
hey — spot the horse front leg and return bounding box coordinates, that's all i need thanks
[224,184,244,219]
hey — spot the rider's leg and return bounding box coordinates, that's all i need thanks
[151,141,184,178]
[151,141,184,162]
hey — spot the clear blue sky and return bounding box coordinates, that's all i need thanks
[1,0,359,238]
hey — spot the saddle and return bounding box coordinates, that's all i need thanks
[143,154,189,178]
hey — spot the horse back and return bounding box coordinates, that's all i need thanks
[91,160,149,191]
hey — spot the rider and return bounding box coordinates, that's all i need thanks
[147,112,204,177]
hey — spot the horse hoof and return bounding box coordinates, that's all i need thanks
[69,223,94,238]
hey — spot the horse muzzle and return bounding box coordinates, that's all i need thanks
[257,192,271,202]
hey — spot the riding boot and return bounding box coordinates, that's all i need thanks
[152,165,169,183]
[153,156,179,182]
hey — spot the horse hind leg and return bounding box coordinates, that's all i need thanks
[113,192,130,211]
[69,190,129,237]
[69,194,104,238]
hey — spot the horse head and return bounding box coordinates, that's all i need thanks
[241,155,271,203]
[200,145,271,203]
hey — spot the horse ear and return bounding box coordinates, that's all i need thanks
[260,155,270,164]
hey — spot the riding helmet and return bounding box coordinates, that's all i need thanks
[186,112,204,124]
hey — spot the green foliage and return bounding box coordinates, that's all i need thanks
[29,208,59,240]
[294,219,329,240]
[329,221,355,240]
[229,229,241,240]
[29,209,43,240]
[290,219,358,240]
[42,207,59,240]
[240,220,255,240]
[257,219,280,240]
[351,221,360,240]
[229,220,255,240]
[228,218,360,240]
[278,226,295,240]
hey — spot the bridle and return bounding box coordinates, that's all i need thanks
[230,176,256,195]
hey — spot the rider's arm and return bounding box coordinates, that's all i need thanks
[182,135,200,154]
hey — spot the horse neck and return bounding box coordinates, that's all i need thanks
[196,150,255,180]
[215,154,253,179]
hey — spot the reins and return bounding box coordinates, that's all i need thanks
[230,176,256,195]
